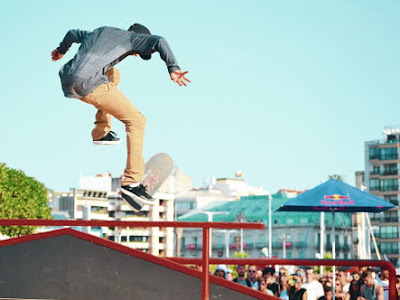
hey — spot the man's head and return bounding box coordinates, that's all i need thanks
[305,267,315,283]
[127,23,152,60]
[236,264,246,278]
[248,265,258,281]
[337,270,347,285]
[362,269,375,287]
[380,268,389,280]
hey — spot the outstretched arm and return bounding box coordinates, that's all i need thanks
[170,70,191,87]
[153,37,190,86]
[51,29,91,61]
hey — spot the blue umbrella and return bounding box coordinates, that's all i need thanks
[277,178,395,213]
[277,179,396,298]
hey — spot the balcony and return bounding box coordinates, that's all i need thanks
[382,170,399,176]
[379,233,399,239]
[380,154,399,161]
[380,185,399,192]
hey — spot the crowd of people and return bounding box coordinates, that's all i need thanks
[210,264,397,300]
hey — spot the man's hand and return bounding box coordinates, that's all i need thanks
[170,70,191,87]
[51,49,64,61]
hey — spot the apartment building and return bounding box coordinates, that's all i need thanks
[364,127,400,266]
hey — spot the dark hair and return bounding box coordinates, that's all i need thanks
[128,23,151,34]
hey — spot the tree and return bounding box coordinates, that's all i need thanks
[0,163,52,237]
[328,174,345,181]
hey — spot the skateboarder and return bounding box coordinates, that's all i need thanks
[52,23,190,211]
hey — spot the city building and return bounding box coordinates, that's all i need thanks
[178,192,353,259]
[50,167,190,257]
[175,177,269,218]
[363,126,400,266]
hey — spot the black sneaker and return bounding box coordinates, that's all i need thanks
[93,131,121,145]
[120,184,154,211]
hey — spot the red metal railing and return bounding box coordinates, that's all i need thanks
[0,219,264,300]
[0,219,397,299]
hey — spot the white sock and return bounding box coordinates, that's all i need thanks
[129,183,140,188]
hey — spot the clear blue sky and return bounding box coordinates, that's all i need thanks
[1,0,399,192]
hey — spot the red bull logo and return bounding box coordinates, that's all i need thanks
[321,194,355,206]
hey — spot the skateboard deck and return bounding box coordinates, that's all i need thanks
[141,153,173,196]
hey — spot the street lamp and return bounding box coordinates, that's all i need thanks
[280,233,290,258]
[198,211,229,256]
[214,229,238,258]
[268,193,272,258]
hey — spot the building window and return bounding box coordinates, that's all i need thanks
[382,211,398,223]
[380,147,398,160]
[372,166,380,175]
[382,164,398,175]
[380,242,399,254]
[217,235,223,248]
[370,179,380,191]
[177,202,196,210]
[300,218,308,224]
[380,179,399,191]
[369,148,380,160]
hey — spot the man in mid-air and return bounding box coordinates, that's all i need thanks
[52,23,190,211]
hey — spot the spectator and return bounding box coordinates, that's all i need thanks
[213,264,227,279]
[375,268,389,300]
[264,267,279,296]
[318,282,340,300]
[248,265,259,290]
[334,280,346,300]
[226,268,234,281]
[256,267,263,279]
[302,267,324,300]
[233,264,251,287]
[279,268,290,300]
[337,271,350,294]
[358,269,384,300]
[345,279,361,300]
[289,273,308,300]
[319,276,328,286]
[258,277,275,296]
[352,272,361,282]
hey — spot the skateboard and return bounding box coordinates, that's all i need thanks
[141,153,174,196]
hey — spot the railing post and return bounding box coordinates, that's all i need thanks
[388,262,397,300]
[202,227,210,300]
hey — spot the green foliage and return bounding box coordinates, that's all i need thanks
[328,174,345,182]
[234,251,249,258]
[0,163,52,237]
[316,252,333,273]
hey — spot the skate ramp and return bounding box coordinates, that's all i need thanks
[0,228,267,299]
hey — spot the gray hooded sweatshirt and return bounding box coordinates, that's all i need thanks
[57,26,180,98]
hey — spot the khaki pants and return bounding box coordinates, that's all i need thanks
[80,68,145,186]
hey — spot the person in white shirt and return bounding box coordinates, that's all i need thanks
[375,268,389,300]
[302,267,324,300]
